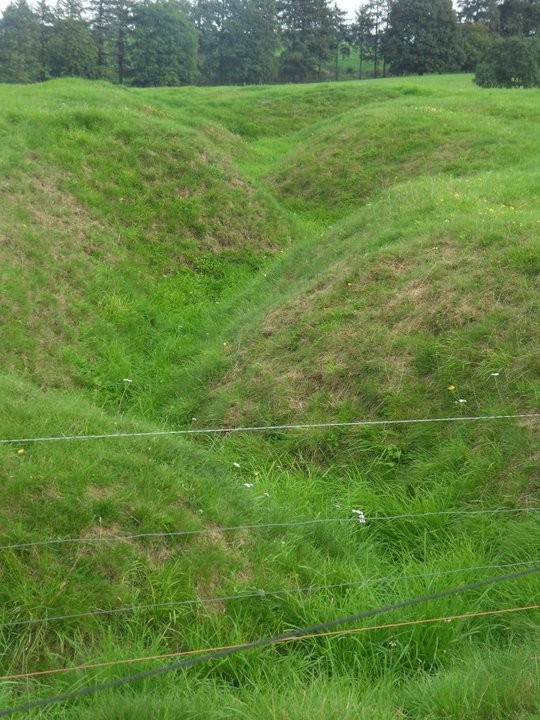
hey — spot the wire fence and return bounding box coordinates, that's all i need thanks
[2,604,537,682]
[1,559,537,629]
[1,410,538,714]
[1,412,538,445]
[1,506,537,551]
[0,567,537,716]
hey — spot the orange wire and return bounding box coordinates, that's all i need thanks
[1,604,537,682]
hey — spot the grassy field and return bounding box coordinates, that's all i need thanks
[0,75,538,718]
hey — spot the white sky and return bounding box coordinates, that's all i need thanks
[338,0,361,18]
[0,1,361,19]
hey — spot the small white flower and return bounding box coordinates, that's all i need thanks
[458,398,467,403]
[243,483,254,488]
[123,378,133,383]
[352,509,366,524]
[233,462,241,468]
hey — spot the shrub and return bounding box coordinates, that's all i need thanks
[475,36,540,87]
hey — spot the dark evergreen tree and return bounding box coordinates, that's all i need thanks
[384,0,464,75]
[35,0,55,79]
[277,0,338,82]
[457,0,501,70]
[330,2,348,80]
[47,17,99,77]
[499,0,540,36]
[108,0,133,83]
[56,0,85,21]
[219,0,278,84]
[366,0,389,77]
[460,20,491,70]
[131,0,198,86]
[353,3,375,78]
[192,0,227,83]
[458,0,500,31]
[88,0,114,77]
[525,0,540,34]
[0,0,41,82]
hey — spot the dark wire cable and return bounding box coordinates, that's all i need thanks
[0,565,537,717]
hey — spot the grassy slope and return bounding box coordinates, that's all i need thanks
[0,80,290,415]
[0,76,538,718]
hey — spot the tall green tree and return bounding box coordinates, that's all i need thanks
[366,0,389,77]
[330,2,348,80]
[56,0,85,21]
[47,17,99,77]
[385,0,464,75]
[457,0,500,70]
[499,0,540,36]
[194,0,277,84]
[131,0,198,86]
[353,3,375,79]
[35,0,54,79]
[109,0,133,83]
[277,0,338,82]
[219,0,278,84]
[192,0,227,83]
[88,0,114,77]
[460,20,492,70]
[458,0,500,31]
[0,0,41,82]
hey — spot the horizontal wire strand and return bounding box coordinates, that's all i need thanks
[0,566,538,716]
[1,603,537,682]
[1,506,537,551]
[1,559,537,629]
[0,412,538,445]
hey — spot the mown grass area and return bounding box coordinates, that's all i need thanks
[0,75,538,718]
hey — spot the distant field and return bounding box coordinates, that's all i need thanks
[0,75,538,719]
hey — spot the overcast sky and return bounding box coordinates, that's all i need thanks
[0,1,362,19]
[338,0,360,17]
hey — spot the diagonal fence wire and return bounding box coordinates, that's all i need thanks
[0,506,537,552]
[0,559,537,629]
[2,604,538,682]
[0,566,538,717]
[0,412,538,445]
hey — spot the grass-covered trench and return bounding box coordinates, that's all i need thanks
[0,75,538,718]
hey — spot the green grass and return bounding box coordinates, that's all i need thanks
[0,75,538,718]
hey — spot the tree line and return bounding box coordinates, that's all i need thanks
[356,0,539,80]
[0,0,538,87]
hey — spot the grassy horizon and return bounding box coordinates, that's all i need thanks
[0,74,538,718]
